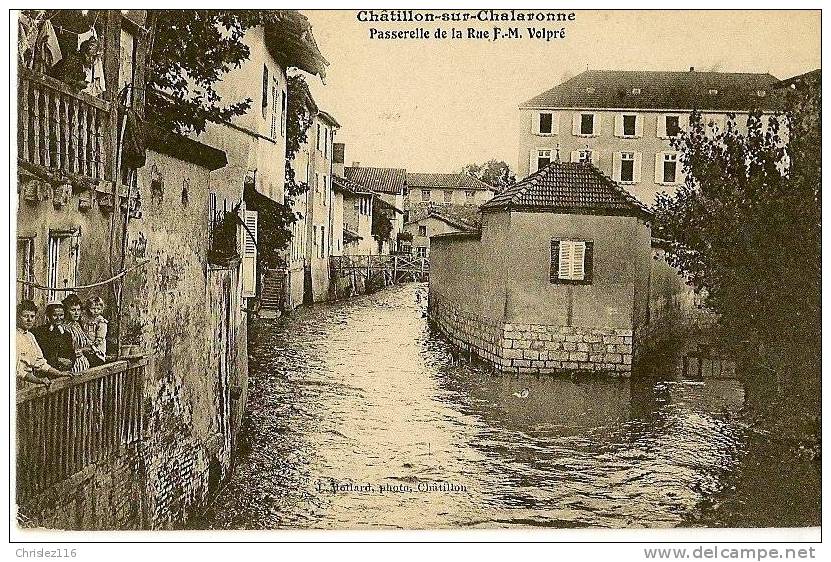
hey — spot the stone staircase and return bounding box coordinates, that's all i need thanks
[260,270,285,311]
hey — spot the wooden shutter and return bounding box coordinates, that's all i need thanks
[241,210,258,298]
[633,152,643,184]
[572,241,586,280]
[532,112,540,134]
[635,115,644,138]
[570,150,581,163]
[551,112,559,135]
[549,240,560,282]
[261,65,269,117]
[572,113,580,135]
[558,241,572,280]
[679,114,689,134]
[592,113,600,135]
[657,115,667,139]
[530,151,537,174]
[654,152,664,184]
[612,152,622,181]
[614,114,623,137]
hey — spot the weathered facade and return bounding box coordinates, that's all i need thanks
[518,69,783,205]
[13,9,261,530]
[429,161,653,375]
[405,172,495,208]
[403,209,478,258]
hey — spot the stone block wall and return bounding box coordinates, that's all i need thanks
[429,291,634,376]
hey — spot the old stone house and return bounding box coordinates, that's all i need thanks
[403,208,478,258]
[429,161,653,376]
[405,172,495,209]
[518,69,783,205]
[344,164,407,253]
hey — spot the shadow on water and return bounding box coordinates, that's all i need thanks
[194,283,820,529]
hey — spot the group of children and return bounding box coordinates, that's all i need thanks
[15,294,109,386]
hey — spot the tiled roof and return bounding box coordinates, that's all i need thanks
[481,161,651,219]
[407,203,483,229]
[345,166,407,194]
[332,175,371,195]
[406,208,479,232]
[405,172,494,191]
[520,69,782,112]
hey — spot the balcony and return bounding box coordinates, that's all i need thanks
[16,358,146,502]
[18,66,112,184]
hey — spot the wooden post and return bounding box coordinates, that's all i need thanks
[393,255,398,284]
[32,87,41,166]
[20,77,30,161]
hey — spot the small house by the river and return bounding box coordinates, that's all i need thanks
[428,161,653,375]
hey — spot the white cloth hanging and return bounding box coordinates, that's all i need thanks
[37,20,63,69]
[77,27,97,50]
[78,27,106,96]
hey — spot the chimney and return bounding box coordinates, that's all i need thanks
[333,142,345,177]
[689,66,695,72]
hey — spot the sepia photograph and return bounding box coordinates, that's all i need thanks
[8,4,822,549]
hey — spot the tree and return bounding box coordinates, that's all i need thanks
[145,10,308,135]
[461,159,516,193]
[653,82,820,360]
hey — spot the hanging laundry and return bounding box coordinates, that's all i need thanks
[17,12,41,66]
[36,20,63,70]
[83,57,106,97]
[77,27,97,50]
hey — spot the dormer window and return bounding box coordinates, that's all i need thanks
[757,90,767,97]
[632,88,641,95]
[585,87,596,94]
[708,89,719,95]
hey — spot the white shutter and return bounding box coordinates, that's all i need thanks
[657,115,667,139]
[572,241,586,281]
[592,113,601,136]
[655,152,664,184]
[672,154,681,184]
[612,152,622,182]
[614,114,623,137]
[679,114,689,134]
[531,112,539,134]
[570,150,580,163]
[572,113,580,136]
[551,112,560,135]
[558,241,572,280]
[635,115,644,138]
[241,210,258,298]
[529,151,536,174]
[633,152,643,183]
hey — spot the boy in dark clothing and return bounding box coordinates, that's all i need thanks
[32,302,75,371]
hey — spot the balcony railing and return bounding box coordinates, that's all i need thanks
[18,66,111,183]
[16,358,146,502]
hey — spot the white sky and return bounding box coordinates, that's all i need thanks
[301,9,820,174]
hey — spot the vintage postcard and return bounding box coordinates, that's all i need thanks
[9,5,822,552]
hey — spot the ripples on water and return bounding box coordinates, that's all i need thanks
[198,283,818,530]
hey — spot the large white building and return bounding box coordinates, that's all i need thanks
[518,69,782,205]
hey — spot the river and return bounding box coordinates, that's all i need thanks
[196,283,820,529]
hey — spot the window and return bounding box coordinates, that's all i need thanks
[418,225,427,237]
[416,246,427,258]
[571,149,594,164]
[316,124,322,151]
[270,76,279,139]
[421,189,431,202]
[443,190,453,203]
[704,115,726,134]
[756,90,767,98]
[47,230,80,302]
[465,190,475,198]
[538,112,553,135]
[622,115,636,137]
[315,173,320,193]
[321,226,326,258]
[323,127,329,158]
[632,87,641,95]
[281,91,287,136]
[656,152,679,184]
[17,237,35,301]
[620,152,635,183]
[535,148,552,172]
[585,87,595,94]
[665,115,681,137]
[580,113,594,135]
[708,89,719,95]
[550,239,593,284]
[261,65,269,119]
[323,175,328,205]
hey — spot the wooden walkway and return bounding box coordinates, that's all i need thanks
[330,254,430,284]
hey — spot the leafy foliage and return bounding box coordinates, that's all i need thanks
[146,10,291,134]
[371,207,393,242]
[653,82,820,356]
[461,159,516,192]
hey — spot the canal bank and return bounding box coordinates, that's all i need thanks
[195,283,819,529]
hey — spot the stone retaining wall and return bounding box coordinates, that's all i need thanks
[429,291,633,376]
